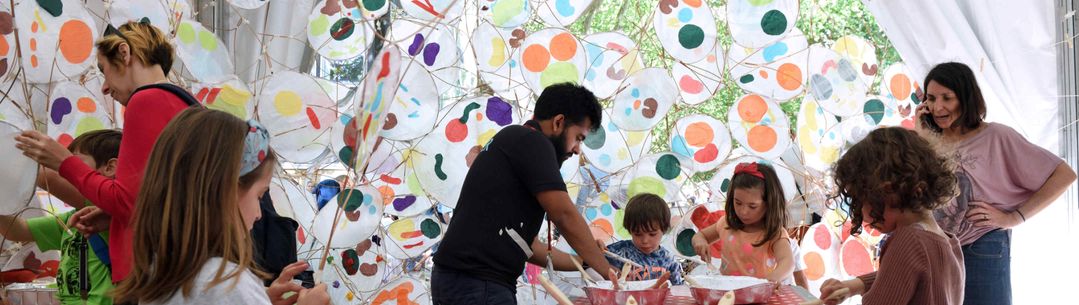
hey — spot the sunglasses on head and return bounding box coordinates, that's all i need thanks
[103,17,151,42]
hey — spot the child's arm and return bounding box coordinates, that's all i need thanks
[36,168,88,209]
[0,215,34,242]
[793,270,809,289]
[691,221,721,262]
[764,234,795,283]
[668,257,685,285]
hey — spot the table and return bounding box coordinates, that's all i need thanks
[572,285,819,305]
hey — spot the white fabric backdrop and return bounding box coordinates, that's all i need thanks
[864,1,1074,304]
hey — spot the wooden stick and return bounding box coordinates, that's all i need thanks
[604,251,643,268]
[569,256,596,284]
[536,273,575,305]
[717,291,736,305]
[684,276,703,288]
[318,176,353,271]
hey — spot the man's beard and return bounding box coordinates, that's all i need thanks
[548,131,571,165]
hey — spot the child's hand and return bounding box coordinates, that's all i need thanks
[819,278,862,305]
[268,261,309,305]
[691,234,711,263]
[607,269,621,290]
[296,283,330,305]
[650,271,670,289]
[68,206,110,236]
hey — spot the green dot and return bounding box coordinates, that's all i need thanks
[676,229,697,256]
[656,154,682,180]
[677,25,705,49]
[584,123,606,150]
[740,74,755,84]
[178,22,196,44]
[761,10,788,36]
[309,15,330,37]
[37,0,63,17]
[363,0,386,11]
[628,176,666,199]
[74,117,105,137]
[539,62,579,88]
[421,219,441,238]
[492,0,525,26]
[748,0,776,5]
[338,146,355,168]
[720,179,730,193]
[863,99,885,125]
[339,189,364,212]
[198,30,218,51]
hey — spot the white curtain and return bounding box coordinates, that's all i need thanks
[864,1,1074,304]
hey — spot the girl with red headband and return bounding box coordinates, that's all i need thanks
[690,162,794,283]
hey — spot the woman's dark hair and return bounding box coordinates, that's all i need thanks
[922,62,986,133]
[724,162,787,247]
[533,83,602,131]
[623,193,671,233]
[833,127,958,235]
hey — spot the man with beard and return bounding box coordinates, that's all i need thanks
[432,83,615,304]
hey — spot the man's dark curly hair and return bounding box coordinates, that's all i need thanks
[832,127,958,235]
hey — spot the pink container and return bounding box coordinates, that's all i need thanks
[583,287,670,305]
[687,276,778,305]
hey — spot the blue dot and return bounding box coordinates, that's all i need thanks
[585,209,597,219]
[829,132,836,140]
[599,154,612,166]
[600,204,612,215]
[631,88,640,98]
[624,108,632,116]
[817,130,824,137]
[762,42,789,62]
[585,69,597,81]
[508,59,517,68]
[607,122,618,131]
[671,135,692,157]
[340,114,353,125]
[678,8,693,22]
[368,205,376,214]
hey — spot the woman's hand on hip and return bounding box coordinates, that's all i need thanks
[966,201,1022,229]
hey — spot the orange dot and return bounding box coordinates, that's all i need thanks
[475,112,483,121]
[59,20,93,63]
[0,36,8,57]
[31,22,38,33]
[804,251,825,280]
[29,38,35,51]
[684,122,714,146]
[684,0,702,7]
[890,74,912,100]
[549,33,577,61]
[592,219,614,236]
[747,126,777,152]
[522,45,550,73]
[377,186,394,206]
[30,55,38,67]
[758,69,769,79]
[776,63,803,91]
[76,97,96,113]
[633,99,641,109]
[737,95,768,123]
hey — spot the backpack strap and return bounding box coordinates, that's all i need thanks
[131,83,202,108]
[87,233,111,272]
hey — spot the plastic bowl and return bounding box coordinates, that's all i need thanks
[584,279,669,305]
[686,275,777,305]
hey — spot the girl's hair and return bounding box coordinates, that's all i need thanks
[833,127,958,236]
[96,21,175,74]
[623,193,671,233]
[724,162,787,247]
[113,108,276,303]
[922,62,986,134]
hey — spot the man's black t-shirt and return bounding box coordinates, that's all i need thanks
[433,120,566,288]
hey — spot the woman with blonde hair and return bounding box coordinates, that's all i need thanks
[112,108,328,305]
[15,20,199,283]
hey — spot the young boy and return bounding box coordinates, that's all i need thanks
[600,193,684,285]
[0,129,120,305]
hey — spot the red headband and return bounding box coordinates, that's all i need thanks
[734,162,765,179]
